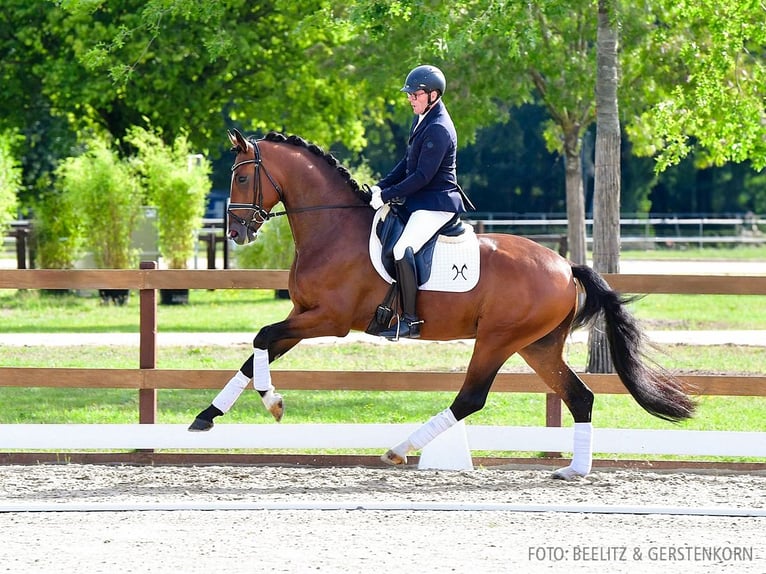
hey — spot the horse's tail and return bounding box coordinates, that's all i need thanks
[571,264,696,422]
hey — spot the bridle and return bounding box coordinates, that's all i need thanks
[227,139,284,231]
[227,139,368,235]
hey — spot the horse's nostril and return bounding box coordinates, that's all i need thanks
[229,230,239,239]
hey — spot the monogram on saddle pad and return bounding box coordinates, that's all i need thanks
[369,205,480,292]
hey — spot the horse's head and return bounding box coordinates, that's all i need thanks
[226,128,284,245]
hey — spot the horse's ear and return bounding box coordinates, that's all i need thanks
[227,128,248,151]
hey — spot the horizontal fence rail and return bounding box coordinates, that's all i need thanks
[0,267,764,460]
[2,424,764,458]
[2,269,766,294]
[0,368,762,397]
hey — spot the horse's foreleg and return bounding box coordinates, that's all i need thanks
[188,354,255,431]
[251,347,284,422]
[188,336,299,431]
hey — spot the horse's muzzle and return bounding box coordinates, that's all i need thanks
[228,220,257,245]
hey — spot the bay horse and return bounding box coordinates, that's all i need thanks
[189,129,695,479]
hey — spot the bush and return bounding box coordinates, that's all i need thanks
[33,190,82,269]
[0,131,21,230]
[127,126,211,269]
[55,137,142,269]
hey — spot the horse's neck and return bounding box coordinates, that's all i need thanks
[267,143,372,257]
[289,208,372,254]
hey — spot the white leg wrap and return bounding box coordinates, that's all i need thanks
[393,408,458,457]
[211,371,251,414]
[570,422,593,475]
[252,348,272,392]
[553,422,593,479]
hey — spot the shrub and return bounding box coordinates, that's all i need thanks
[0,131,21,230]
[33,190,83,269]
[127,126,211,269]
[56,137,142,269]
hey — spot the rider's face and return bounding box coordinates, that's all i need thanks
[407,90,435,114]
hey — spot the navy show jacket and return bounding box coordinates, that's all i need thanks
[376,99,466,215]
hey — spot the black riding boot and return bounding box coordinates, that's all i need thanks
[379,250,422,340]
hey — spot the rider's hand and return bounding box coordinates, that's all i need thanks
[369,185,384,210]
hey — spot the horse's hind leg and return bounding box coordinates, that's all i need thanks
[519,331,595,480]
[381,337,510,466]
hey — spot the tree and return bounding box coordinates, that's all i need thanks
[587,0,621,373]
[54,0,373,153]
[4,0,765,229]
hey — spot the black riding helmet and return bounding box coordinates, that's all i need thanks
[400,65,446,96]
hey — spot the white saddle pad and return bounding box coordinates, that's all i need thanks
[368,206,480,293]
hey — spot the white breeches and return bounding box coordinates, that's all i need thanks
[393,210,455,260]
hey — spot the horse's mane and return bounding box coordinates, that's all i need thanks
[254,131,369,203]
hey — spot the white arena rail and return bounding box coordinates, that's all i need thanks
[0,424,764,458]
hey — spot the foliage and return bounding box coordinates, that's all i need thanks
[126,125,211,269]
[37,0,373,153]
[55,137,143,269]
[623,0,766,171]
[0,130,20,229]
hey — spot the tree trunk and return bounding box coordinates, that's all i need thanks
[587,0,621,374]
[564,134,587,265]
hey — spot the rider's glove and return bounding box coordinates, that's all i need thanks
[369,185,384,210]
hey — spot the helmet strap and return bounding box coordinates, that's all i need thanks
[423,91,440,114]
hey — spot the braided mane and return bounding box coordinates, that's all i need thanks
[253,131,368,203]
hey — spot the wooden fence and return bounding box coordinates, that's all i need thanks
[0,266,765,461]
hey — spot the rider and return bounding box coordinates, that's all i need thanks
[369,64,469,339]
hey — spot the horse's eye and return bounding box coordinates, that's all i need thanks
[237,175,248,185]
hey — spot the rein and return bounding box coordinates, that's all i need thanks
[228,140,367,229]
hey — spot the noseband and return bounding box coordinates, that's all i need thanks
[227,139,368,236]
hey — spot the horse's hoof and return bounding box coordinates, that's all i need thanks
[269,398,284,422]
[263,391,284,422]
[551,466,587,480]
[188,418,214,432]
[381,450,407,466]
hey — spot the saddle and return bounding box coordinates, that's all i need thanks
[376,205,466,286]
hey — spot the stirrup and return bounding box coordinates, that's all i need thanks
[380,314,423,341]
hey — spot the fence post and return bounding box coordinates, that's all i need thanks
[206,232,216,270]
[139,261,157,425]
[14,227,27,270]
[544,393,562,458]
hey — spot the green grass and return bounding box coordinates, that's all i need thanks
[619,244,766,260]
[1,340,765,374]
[0,288,289,333]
